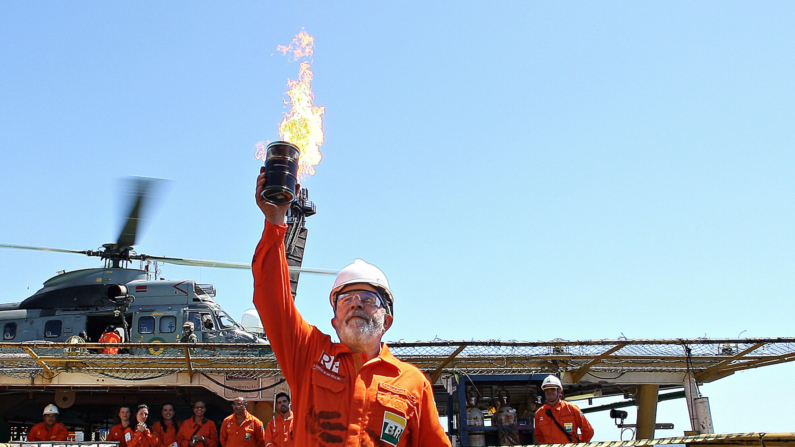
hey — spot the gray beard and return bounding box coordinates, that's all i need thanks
[339,310,385,347]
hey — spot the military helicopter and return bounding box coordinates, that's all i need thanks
[0,178,331,350]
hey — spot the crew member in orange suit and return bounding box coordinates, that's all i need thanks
[252,174,451,447]
[534,376,594,444]
[220,397,265,447]
[128,404,160,447]
[263,393,293,447]
[98,325,122,354]
[177,401,218,447]
[152,404,181,447]
[108,406,135,447]
[27,404,69,441]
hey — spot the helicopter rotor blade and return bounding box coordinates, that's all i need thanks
[139,254,339,275]
[0,243,89,256]
[116,177,165,251]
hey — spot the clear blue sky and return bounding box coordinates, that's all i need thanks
[1,1,793,440]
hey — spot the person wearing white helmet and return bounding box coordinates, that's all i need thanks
[253,174,451,447]
[534,375,594,444]
[27,404,69,441]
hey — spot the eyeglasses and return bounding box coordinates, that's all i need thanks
[335,290,383,308]
[194,406,206,410]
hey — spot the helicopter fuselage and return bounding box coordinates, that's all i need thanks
[0,268,264,349]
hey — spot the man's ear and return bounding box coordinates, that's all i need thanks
[331,317,338,331]
[383,315,393,332]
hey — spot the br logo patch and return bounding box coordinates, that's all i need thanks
[380,411,406,446]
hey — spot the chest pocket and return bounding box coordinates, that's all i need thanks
[375,384,416,420]
[311,367,346,393]
[376,392,409,417]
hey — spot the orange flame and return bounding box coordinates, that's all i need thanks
[259,31,325,179]
[257,32,325,179]
[279,59,325,177]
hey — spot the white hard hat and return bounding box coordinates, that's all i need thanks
[43,404,59,415]
[541,375,563,390]
[329,259,394,316]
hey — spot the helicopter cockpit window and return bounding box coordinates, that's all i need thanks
[160,316,176,333]
[3,323,16,340]
[216,312,237,330]
[189,313,202,331]
[44,320,62,338]
[138,316,155,334]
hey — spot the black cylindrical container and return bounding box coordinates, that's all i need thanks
[261,141,300,204]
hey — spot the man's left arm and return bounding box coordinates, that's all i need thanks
[576,408,594,442]
[254,420,266,447]
[413,381,452,447]
[55,423,70,441]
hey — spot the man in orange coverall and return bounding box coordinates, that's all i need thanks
[27,404,69,441]
[534,376,594,444]
[263,393,293,447]
[220,397,265,447]
[253,172,451,447]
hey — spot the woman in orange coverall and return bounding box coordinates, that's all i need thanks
[151,404,181,447]
[128,404,160,447]
[176,401,218,447]
[108,406,134,447]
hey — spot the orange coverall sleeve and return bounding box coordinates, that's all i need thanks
[53,424,69,441]
[252,222,317,384]
[415,379,450,447]
[533,411,547,444]
[575,409,594,442]
[203,421,219,447]
[255,419,266,447]
[261,419,275,447]
[218,424,227,447]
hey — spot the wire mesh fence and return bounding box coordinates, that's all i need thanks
[0,338,792,381]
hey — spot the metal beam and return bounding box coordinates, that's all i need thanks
[22,346,54,379]
[695,343,764,383]
[582,391,685,414]
[183,347,194,378]
[429,344,467,384]
[571,343,626,383]
[715,352,795,377]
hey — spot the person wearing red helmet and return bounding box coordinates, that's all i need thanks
[252,172,450,447]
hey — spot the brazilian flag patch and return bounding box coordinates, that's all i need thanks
[380,411,406,446]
